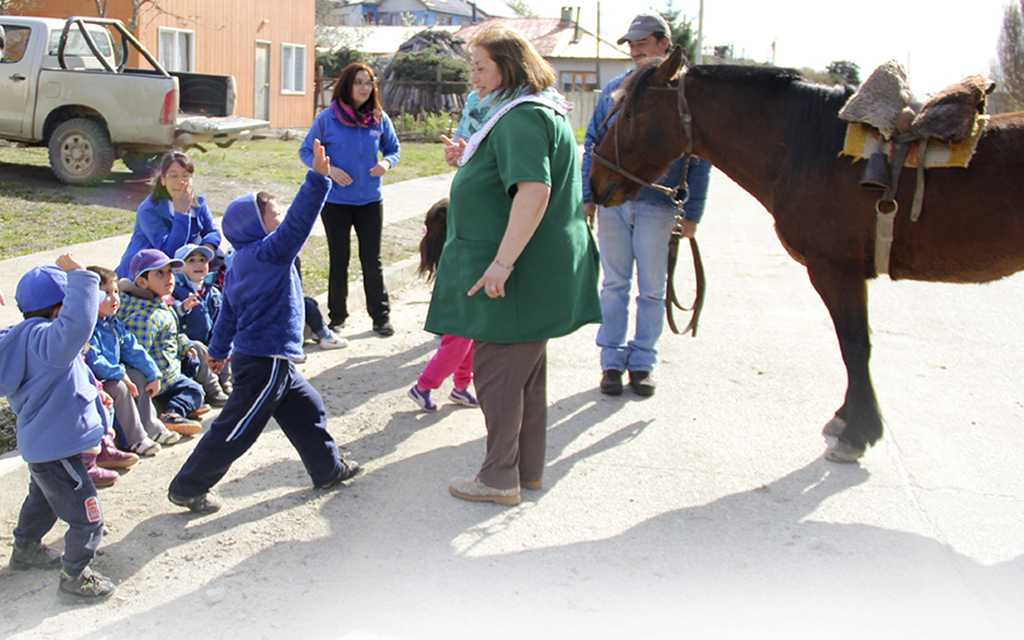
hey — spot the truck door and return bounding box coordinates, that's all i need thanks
[0,23,38,138]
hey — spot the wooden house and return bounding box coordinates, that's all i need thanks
[11,0,316,128]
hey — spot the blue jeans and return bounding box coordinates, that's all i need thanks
[14,456,104,577]
[596,200,677,373]
[155,376,204,417]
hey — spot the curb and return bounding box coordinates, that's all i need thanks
[0,255,425,521]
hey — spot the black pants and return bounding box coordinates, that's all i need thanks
[169,354,344,496]
[321,200,390,327]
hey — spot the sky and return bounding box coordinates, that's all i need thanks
[523,0,1011,95]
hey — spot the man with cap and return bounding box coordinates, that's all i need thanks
[0,253,117,604]
[581,12,713,398]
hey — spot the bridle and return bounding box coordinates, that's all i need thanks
[589,62,706,337]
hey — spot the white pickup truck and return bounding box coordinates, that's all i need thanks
[0,16,268,185]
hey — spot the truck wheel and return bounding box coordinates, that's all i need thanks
[122,152,163,176]
[48,119,115,186]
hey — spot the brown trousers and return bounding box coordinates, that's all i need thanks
[473,340,548,490]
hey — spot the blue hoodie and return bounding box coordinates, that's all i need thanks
[0,270,109,463]
[209,170,331,362]
[114,194,222,279]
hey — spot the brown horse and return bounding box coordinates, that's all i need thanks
[589,46,1024,462]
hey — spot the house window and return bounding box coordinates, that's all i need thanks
[158,27,194,72]
[378,12,389,25]
[560,71,598,92]
[281,43,306,94]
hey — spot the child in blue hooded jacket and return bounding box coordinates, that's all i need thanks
[0,254,116,604]
[167,140,361,514]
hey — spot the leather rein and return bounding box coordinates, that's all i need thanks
[589,71,706,337]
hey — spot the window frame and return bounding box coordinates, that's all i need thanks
[280,42,306,95]
[157,26,195,72]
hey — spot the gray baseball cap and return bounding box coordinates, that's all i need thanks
[617,13,671,45]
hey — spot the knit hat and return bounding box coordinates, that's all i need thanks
[174,243,215,264]
[617,13,671,45]
[15,264,67,313]
[130,248,184,281]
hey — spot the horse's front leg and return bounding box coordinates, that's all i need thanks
[805,259,883,462]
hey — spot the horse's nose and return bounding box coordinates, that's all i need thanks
[590,178,618,206]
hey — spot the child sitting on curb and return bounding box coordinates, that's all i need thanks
[0,254,116,604]
[407,199,478,412]
[117,249,205,436]
[85,266,180,453]
[168,140,360,514]
[172,244,231,404]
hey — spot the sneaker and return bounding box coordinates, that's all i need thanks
[58,566,115,604]
[408,385,438,412]
[316,458,362,489]
[328,320,346,333]
[373,321,395,337]
[187,404,212,419]
[600,369,624,395]
[319,332,349,350]
[168,490,222,514]
[129,437,161,457]
[628,370,656,397]
[449,388,479,407]
[206,390,229,407]
[160,413,202,436]
[10,541,62,570]
[83,453,118,487]
[96,437,139,470]
[154,429,181,445]
[449,477,521,506]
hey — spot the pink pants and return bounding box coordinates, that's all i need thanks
[417,335,474,391]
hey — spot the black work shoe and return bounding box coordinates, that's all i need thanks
[373,321,395,337]
[58,566,115,604]
[628,370,656,397]
[10,541,62,570]
[600,369,623,395]
[317,458,362,489]
[168,490,222,514]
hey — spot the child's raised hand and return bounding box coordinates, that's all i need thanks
[312,138,331,177]
[55,253,84,273]
[183,293,201,311]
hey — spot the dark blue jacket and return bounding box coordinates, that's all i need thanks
[172,272,222,344]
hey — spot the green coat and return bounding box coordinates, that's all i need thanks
[425,102,601,343]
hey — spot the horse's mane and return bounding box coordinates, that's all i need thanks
[687,65,855,175]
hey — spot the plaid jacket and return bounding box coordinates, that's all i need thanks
[117,292,192,389]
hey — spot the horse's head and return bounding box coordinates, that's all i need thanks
[589,46,690,208]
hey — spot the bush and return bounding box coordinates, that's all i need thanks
[394,111,459,141]
[389,46,470,93]
[316,49,368,79]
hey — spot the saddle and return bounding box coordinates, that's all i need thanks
[839,61,994,275]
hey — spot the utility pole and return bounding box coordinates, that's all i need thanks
[695,0,704,64]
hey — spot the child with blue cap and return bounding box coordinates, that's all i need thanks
[0,253,117,604]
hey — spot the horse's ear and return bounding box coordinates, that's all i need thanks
[655,46,686,84]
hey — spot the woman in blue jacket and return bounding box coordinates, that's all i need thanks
[115,151,221,279]
[300,62,400,337]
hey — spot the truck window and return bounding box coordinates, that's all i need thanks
[47,27,113,57]
[0,25,30,64]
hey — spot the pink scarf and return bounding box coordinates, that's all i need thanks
[331,99,374,128]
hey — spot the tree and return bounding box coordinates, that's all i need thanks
[504,0,537,18]
[827,60,861,86]
[992,0,1024,112]
[0,0,44,13]
[658,2,696,63]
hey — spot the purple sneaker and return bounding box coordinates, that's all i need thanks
[449,388,479,407]
[408,385,437,412]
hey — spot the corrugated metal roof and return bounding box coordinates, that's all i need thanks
[456,18,629,60]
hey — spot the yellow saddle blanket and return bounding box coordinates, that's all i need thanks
[840,116,989,169]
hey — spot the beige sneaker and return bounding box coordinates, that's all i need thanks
[449,477,521,506]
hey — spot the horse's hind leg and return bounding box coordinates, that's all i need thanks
[805,260,883,462]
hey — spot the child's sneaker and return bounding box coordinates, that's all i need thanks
[96,437,139,469]
[58,566,115,604]
[129,437,161,457]
[160,413,202,436]
[9,541,62,570]
[83,454,118,487]
[319,332,349,350]
[187,404,212,419]
[408,385,437,412]
[168,490,222,514]
[207,390,230,407]
[449,388,479,408]
[154,429,181,445]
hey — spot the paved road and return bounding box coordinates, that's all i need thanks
[1,168,1022,639]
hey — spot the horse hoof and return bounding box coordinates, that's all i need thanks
[824,439,865,463]
[822,417,847,438]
